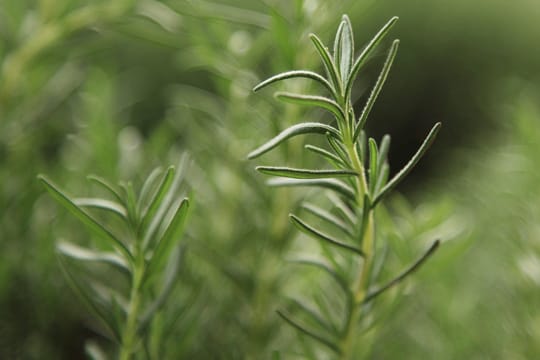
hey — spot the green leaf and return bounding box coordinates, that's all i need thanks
[277,310,340,354]
[253,70,335,96]
[305,144,345,167]
[256,166,357,179]
[247,122,340,159]
[139,166,175,237]
[364,239,440,304]
[289,214,363,256]
[302,203,353,237]
[375,162,390,195]
[57,255,121,342]
[368,138,379,196]
[357,130,367,164]
[378,134,391,163]
[326,133,351,167]
[275,92,345,123]
[87,175,124,204]
[57,242,130,273]
[288,297,336,334]
[145,198,190,278]
[267,178,355,199]
[334,15,354,85]
[326,192,356,225]
[74,198,127,219]
[291,257,350,295]
[309,33,343,96]
[38,175,133,262]
[137,167,163,213]
[372,122,441,207]
[345,16,399,99]
[354,39,400,139]
[140,246,184,329]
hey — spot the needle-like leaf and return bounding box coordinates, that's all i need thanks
[345,16,399,99]
[334,15,354,85]
[257,166,357,179]
[145,198,190,278]
[368,138,379,196]
[277,310,341,354]
[302,203,353,237]
[354,39,400,139]
[372,122,441,207]
[253,70,335,97]
[290,214,363,256]
[87,175,124,204]
[74,198,127,219]
[139,166,175,237]
[364,239,440,304]
[310,33,343,96]
[275,92,345,123]
[247,122,340,160]
[57,242,130,273]
[290,257,350,295]
[38,175,133,262]
[267,178,355,199]
[305,144,345,167]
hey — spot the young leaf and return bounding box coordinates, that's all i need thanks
[74,198,127,219]
[378,134,391,164]
[354,39,400,139]
[309,33,343,96]
[345,16,399,99]
[305,144,345,167]
[253,70,335,96]
[368,138,379,196]
[247,122,340,159]
[275,92,345,123]
[372,122,441,207]
[289,214,363,256]
[277,310,340,354]
[57,255,121,342]
[256,166,357,179]
[145,198,190,278]
[57,241,130,273]
[87,175,124,204]
[38,175,133,262]
[334,15,354,85]
[139,166,175,237]
[137,167,163,212]
[288,297,337,334]
[291,257,350,295]
[326,133,351,166]
[267,178,355,199]
[302,203,353,236]
[364,239,440,304]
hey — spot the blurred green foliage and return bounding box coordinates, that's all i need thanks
[1,0,540,358]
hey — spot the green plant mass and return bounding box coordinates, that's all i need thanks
[250,15,441,358]
[38,159,190,359]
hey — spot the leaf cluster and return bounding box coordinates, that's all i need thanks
[38,156,191,358]
[250,15,441,357]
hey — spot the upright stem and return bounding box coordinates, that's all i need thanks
[339,129,375,359]
[119,253,144,360]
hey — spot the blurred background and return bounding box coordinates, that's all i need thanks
[1,0,540,358]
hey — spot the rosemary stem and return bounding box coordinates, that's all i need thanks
[339,132,375,359]
[119,251,144,360]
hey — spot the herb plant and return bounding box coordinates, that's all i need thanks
[249,15,441,358]
[37,159,190,360]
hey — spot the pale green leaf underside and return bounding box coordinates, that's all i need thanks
[253,70,334,96]
[247,122,340,159]
[275,92,345,122]
[74,198,127,219]
[267,178,355,199]
[256,166,357,179]
[57,241,130,272]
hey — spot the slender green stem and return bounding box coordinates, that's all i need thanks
[338,120,375,359]
[119,250,144,360]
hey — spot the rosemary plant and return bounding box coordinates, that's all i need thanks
[249,15,441,358]
[38,159,190,360]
